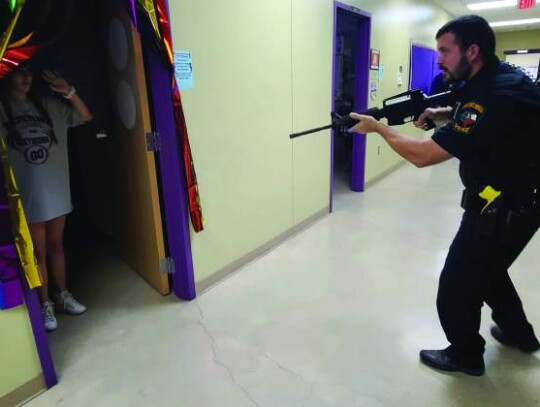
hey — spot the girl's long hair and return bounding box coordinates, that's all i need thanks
[0,71,58,148]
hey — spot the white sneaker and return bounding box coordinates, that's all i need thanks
[42,301,58,332]
[56,291,87,315]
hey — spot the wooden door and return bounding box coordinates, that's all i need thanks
[104,4,169,294]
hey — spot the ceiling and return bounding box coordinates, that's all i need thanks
[429,0,540,32]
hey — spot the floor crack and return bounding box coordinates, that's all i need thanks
[261,352,314,407]
[195,301,259,407]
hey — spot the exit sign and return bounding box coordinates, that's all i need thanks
[519,0,536,9]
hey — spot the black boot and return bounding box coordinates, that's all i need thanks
[419,348,485,376]
[490,326,540,353]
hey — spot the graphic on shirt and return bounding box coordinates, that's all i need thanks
[4,114,54,165]
[453,101,485,134]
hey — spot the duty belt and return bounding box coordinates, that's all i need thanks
[461,186,503,214]
[461,186,540,214]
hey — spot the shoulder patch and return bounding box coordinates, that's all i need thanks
[453,101,485,134]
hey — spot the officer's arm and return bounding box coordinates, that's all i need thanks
[349,113,453,168]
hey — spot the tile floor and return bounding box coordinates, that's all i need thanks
[26,160,540,407]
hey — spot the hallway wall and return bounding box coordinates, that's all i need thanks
[168,0,450,285]
[360,1,450,182]
[495,29,540,58]
[0,306,42,402]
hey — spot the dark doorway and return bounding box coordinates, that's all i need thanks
[2,0,173,387]
[331,3,370,202]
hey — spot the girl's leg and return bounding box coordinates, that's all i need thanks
[30,221,58,331]
[46,215,86,315]
[45,215,67,293]
[29,221,49,303]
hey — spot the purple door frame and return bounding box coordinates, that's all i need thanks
[331,2,371,208]
[145,30,197,301]
[23,280,58,388]
[133,0,196,300]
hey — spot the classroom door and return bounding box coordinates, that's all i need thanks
[104,4,169,294]
[409,44,439,94]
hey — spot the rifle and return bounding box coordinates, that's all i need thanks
[289,89,456,139]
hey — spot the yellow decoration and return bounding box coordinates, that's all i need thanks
[0,0,42,289]
[478,185,502,214]
[137,0,161,40]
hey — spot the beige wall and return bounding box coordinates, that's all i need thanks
[168,0,450,285]
[169,0,296,285]
[352,0,450,182]
[0,306,42,399]
[495,29,540,59]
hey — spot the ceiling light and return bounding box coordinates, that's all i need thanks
[490,17,540,26]
[467,1,517,10]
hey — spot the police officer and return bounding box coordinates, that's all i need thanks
[349,15,540,376]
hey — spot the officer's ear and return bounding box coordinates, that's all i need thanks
[465,44,481,63]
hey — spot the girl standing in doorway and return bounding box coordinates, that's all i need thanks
[0,66,93,331]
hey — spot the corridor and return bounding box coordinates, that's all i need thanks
[27,159,540,407]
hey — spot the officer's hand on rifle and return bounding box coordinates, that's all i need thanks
[414,108,438,130]
[414,107,453,130]
[347,113,381,134]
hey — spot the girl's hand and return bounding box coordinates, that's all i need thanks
[42,70,71,94]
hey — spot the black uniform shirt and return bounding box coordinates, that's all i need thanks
[432,62,538,201]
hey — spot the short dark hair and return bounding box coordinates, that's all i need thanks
[436,15,497,63]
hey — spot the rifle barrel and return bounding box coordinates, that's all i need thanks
[289,124,334,139]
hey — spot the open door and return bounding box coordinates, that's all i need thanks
[104,4,169,294]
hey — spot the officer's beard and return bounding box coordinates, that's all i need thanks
[442,55,472,83]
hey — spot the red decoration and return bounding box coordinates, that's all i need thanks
[0,45,39,79]
[155,0,204,232]
[518,0,536,10]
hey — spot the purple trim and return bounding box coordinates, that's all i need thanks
[0,245,24,309]
[335,1,372,17]
[350,15,370,192]
[145,29,196,300]
[0,244,19,279]
[331,2,371,198]
[125,0,138,29]
[22,281,57,388]
[0,280,24,309]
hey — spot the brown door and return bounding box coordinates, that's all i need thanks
[104,4,169,294]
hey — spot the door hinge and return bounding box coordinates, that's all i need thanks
[160,257,176,274]
[146,131,162,152]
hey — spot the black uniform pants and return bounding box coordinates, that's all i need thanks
[437,207,540,363]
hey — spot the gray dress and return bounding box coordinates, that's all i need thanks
[0,97,84,223]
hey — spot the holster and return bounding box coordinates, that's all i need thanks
[460,189,485,213]
[461,187,540,240]
[461,188,505,238]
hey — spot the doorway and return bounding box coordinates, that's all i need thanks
[331,2,370,201]
[409,43,440,95]
[2,0,188,387]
